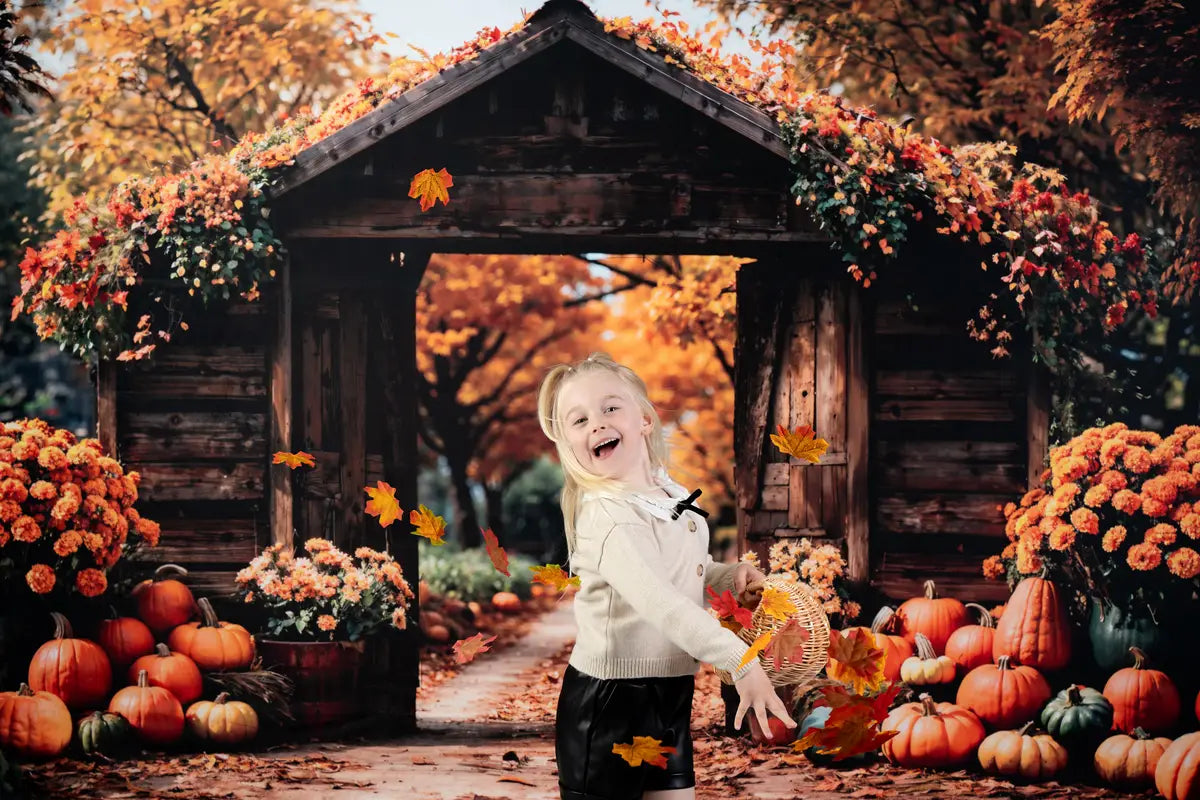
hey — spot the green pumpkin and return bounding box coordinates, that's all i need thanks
[77,710,133,758]
[1089,601,1164,673]
[1040,684,1113,752]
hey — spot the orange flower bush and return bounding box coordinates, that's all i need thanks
[0,418,160,598]
[235,538,414,642]
[986,422,1200,615]
[741,538,861,622]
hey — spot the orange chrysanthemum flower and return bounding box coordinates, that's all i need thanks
[75,568,107,598]
[25,564,55,594]
[982,556,1005,579]
[1126,543,1162,571]
[1099,438,1126,467]
[1112,489,1142,515]
[53,530,83,557]
[1049,526,1076,551]
[1099,470,1128,491]
[1142,497,1171,518]
[1123,446,1153,474]
[1070,507,1100,535]
[1102,526,1127,552]
[11,515,41,543]
[1083,484,1113,508]
[1167,548,1200,579]
[1146,523,1178,546]
[1181,513,1200,540]
[317,614,338,632]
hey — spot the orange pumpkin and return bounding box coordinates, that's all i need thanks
[977,721,1069,780]
[944,602,997,672]
[840,606,914,683]
[108,669,184,745]
[0,683,73,759]
[1156,731,1200,800]
[185,692,259,746]
[956,655,1052,729]
[991,573,1072,671]
[129,644,203,705]
[1094,728,1173,789]
[96,610,156,672]
[167,597,255,671]
[896,580,970,654]
[133,564,197,634]
[491,591,521,612]
[882,694,985,767]
[1103,647,1180,735]
[27,612,112,710]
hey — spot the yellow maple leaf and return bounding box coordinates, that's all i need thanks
[408,167,453,212]
[529,563,580,593]
[452,632,497,665]
[826,627,887,695]
[758,587,798,621]
[363,481,402,528]
[769,424,830,463]
[611,736,677,768]
[481,527,510,577]
[737,630,774,670]
[409,504,447,545]
[272,450,315,469]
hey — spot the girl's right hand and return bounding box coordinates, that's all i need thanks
[732,661,796,733]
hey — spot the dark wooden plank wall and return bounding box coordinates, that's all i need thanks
[115,303,272,597]
[869,293,1024,603]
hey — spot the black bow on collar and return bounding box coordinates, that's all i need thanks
[671,489,709,520]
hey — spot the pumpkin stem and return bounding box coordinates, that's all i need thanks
[214,692,230,704]
[923,580,938,599]
[136,669,149,689]
[155,643,172,658]
[17,683,33,697]
[996,655,1013,670]
[870,606,898,634]
[964,602,994,629]
[1131,727,1151,740]
[49,611,72,640]
[1066,684,1083,705]
[1129,647,1148,669]
[154,563,189,581]
[1018,721,1037,737]
[918,693,938,716]
[914,632,937,660]
[198,597,220,628]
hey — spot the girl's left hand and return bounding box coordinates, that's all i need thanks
[732,562,767,597]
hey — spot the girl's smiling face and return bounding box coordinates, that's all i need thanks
[557,370,655,487]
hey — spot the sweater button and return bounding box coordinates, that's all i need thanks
[696,564,704,577]
[688,519,697,532]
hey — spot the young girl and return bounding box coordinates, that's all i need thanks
[537,353,795,800]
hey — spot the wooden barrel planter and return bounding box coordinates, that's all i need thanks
[257,640,366,729]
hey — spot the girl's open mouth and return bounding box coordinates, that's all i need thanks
[593,438,620,460]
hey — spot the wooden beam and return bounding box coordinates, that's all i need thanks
[338,290,369,551]
[1027,355,1051,490]
[269,252,294,551]
[96,358,118,458]
[734,262,785,515]
[845,287,870,584]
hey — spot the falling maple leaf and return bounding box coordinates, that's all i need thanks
[408,167,453,212]
[452,632,498,665]
[765,618,810,671]
[529,564,580,593]
[272,450,316,469]
[363,481,402,528]
[410,505,447,545]
[795,701,899,761]
[481,527,510,576]
[612,736,677,768]
[706,586,753,629]
[737,630,774,670]
[758,587,798,621]
[826,627,887,695]
[769,424,829,463]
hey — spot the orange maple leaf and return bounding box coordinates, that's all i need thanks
[272,450,315,469]
[765,617,810,671]
[452,632,498,665]
[408,167,453,212]
[826,627,887,695]
[794,702,898,761]
[737,630,774,670]
[481,527,510,576]
[611,736,677,768]
[363,481,402,528]
[409,504,447,545]
[769,424,829,463]
[529,564,580,593]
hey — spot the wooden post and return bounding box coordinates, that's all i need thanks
[269,252,294,551]
[95,358,118,458]
[845,287,870,585]
[1027,354,1051,490]
[338,290,369,552]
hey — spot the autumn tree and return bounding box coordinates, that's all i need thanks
[0,0,50,115]
[23,0,388,215]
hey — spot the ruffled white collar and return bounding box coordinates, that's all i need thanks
[580,469,698,522]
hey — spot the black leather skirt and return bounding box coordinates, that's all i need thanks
[555,663,696,800]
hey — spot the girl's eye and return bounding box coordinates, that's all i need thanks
[572,418,586,426]
[605,406,617,413]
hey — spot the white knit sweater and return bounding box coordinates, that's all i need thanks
[566,479,753,681]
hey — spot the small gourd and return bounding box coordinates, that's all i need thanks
[185,692,259,746]
[1039,684,1113,752]
[77,710,134,758]
[900,633,956,685]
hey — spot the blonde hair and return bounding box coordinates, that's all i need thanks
[537,352,670,571]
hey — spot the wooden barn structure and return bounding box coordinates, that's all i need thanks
[95,0,1044,729]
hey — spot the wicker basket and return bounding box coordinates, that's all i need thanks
[715,575,831,688]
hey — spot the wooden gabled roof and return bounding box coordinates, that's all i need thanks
[274,0,788,196]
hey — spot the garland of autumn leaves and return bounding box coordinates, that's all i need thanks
[12,11,1160,398]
